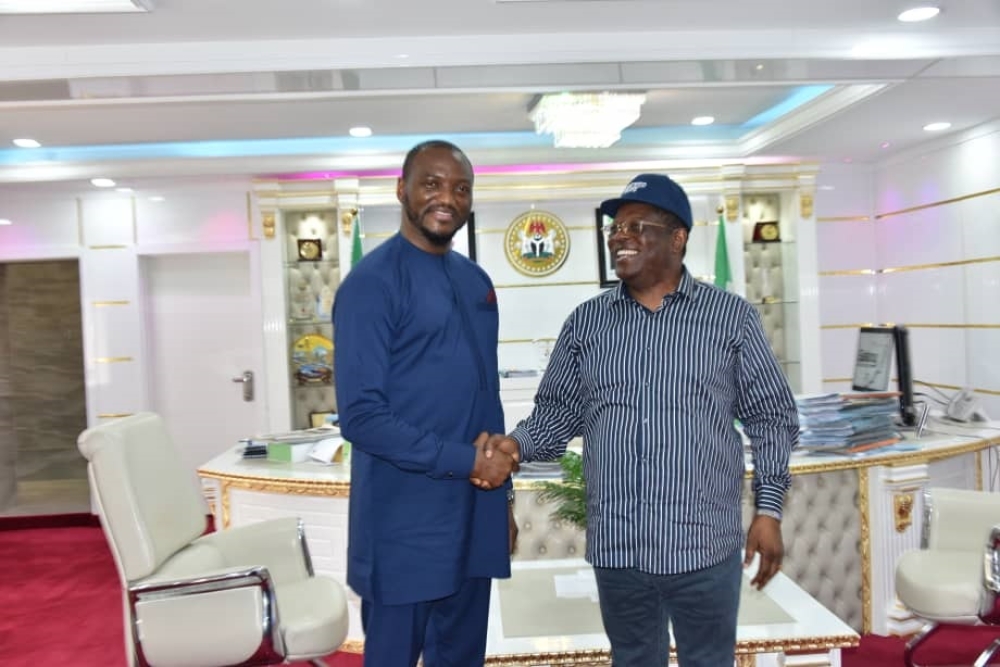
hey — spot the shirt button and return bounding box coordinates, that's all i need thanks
[447,472,453,478]
[643,418,649,424]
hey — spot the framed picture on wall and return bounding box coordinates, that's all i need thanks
[594,209,618,288]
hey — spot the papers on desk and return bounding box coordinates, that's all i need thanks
[796,393,903,456]
[238,427,346,465]
[553,568,600,603]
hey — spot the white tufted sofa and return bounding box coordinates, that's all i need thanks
[513,468,863,631]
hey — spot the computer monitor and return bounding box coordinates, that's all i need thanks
[852,327,894,392]
[851,325,917,426]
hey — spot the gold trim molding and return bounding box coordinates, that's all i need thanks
[819,255,1000,277]
[88,244,129,250]
[725,196,739,222]
[261,211,276,239]
[494,280,595,290]
[92,300,130,307]
[859,467,871,634]
[97,413,134,419]
[800,193,814,219]
[875,186,1000,220]
[893,491,915,533]
[817,215,871,223]
[95,356,133,364]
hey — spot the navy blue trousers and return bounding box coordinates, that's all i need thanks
[593,549,743,667]
[361,577,492,667]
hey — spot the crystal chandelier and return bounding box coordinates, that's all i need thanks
[530,92,646,148]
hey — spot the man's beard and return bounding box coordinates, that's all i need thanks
[404,198,462,248]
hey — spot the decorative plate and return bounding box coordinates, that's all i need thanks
[503,210,570,277]
[291,333,334,385]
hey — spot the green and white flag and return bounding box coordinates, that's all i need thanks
[713,213,732,291]
[350,214,364,268]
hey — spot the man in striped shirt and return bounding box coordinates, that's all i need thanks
[482,174,799,667]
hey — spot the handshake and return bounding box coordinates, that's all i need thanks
[469,432,521,490]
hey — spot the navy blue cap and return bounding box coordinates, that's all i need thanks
[599,173,693,230]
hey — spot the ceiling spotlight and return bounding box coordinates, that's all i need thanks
[349,126,373,138]
[923,122,951,132]
[755,63,765,71]
[13,138,41,148]
[898,6,940,22]
[691,116,715,126]
[0,218,12,226]
[880,141,891,149]
[91,178,116,188]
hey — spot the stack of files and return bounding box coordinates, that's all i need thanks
[240,427,340,463]
[796,393,902,455]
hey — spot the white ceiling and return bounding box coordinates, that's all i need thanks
[0,0,999,186]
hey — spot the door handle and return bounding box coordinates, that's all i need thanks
[231,370,254,402]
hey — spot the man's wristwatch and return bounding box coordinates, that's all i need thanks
[507,487,516,506]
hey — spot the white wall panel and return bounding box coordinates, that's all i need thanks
[967,329,1000,394]
[877,267,966,325]
[964,262,1000,323]
[89,305,142,358]
[875,207,964,269]
[907,328,968,389]
[89,361,145,415]
[821,328,861,381]
[135,189,250,246]
[0,197,78,252]
[814,163,873,219]
[816,222,877,272]
[959,191,1000,260]
[80,197,134,246]
[79,248,139,300]
[818,275,876,326]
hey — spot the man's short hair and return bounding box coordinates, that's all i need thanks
[401,140,472,181]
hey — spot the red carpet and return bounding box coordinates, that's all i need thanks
[0,522,362,667]
[4,518,1000,666]
[842,628,1000,667]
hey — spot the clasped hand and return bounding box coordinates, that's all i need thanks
[469,432,521,489]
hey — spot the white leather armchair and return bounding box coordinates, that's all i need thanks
[895,487,1000,667]
[78,412,349,667]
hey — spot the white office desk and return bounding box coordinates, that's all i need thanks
[485,558,859,666]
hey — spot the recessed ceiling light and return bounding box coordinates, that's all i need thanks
[755,63,765,71]
[880,141,891,149]
[691,116,715,126]
[898,6,940,22]
[349,126,373,138]
[12,138,41,148]
[0,0,153,13]
[91,178,116,188]
[0,218,12,226]
[116,187,133,193]
[923,121,951,132]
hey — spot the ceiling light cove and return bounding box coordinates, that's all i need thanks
[91,178,116,188]
[0,218,12,226]
[897,6,940,22]
[349,126,373,138]
[0,0,152,13]
[691,116,715,126]
[13,138,41,148]
[923,121,951,131]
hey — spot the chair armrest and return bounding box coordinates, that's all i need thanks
[128,566,285,666]
[981,523,1000,624]
[197,516,313,584]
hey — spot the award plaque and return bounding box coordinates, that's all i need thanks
[297,238,323,261]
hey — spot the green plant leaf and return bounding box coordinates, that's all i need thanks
[536,450,587,531]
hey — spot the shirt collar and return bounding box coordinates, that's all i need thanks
[608,266,697,304]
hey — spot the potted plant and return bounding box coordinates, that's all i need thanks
[536,450,586,531]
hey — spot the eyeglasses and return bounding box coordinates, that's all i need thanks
[602,219,671,237]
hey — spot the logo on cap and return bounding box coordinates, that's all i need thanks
[623,181,648,195]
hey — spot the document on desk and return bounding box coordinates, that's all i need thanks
[553,568,599,602]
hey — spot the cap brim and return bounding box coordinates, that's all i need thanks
[598,198,625,220]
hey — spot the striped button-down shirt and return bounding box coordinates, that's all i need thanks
[510,269,799,574]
